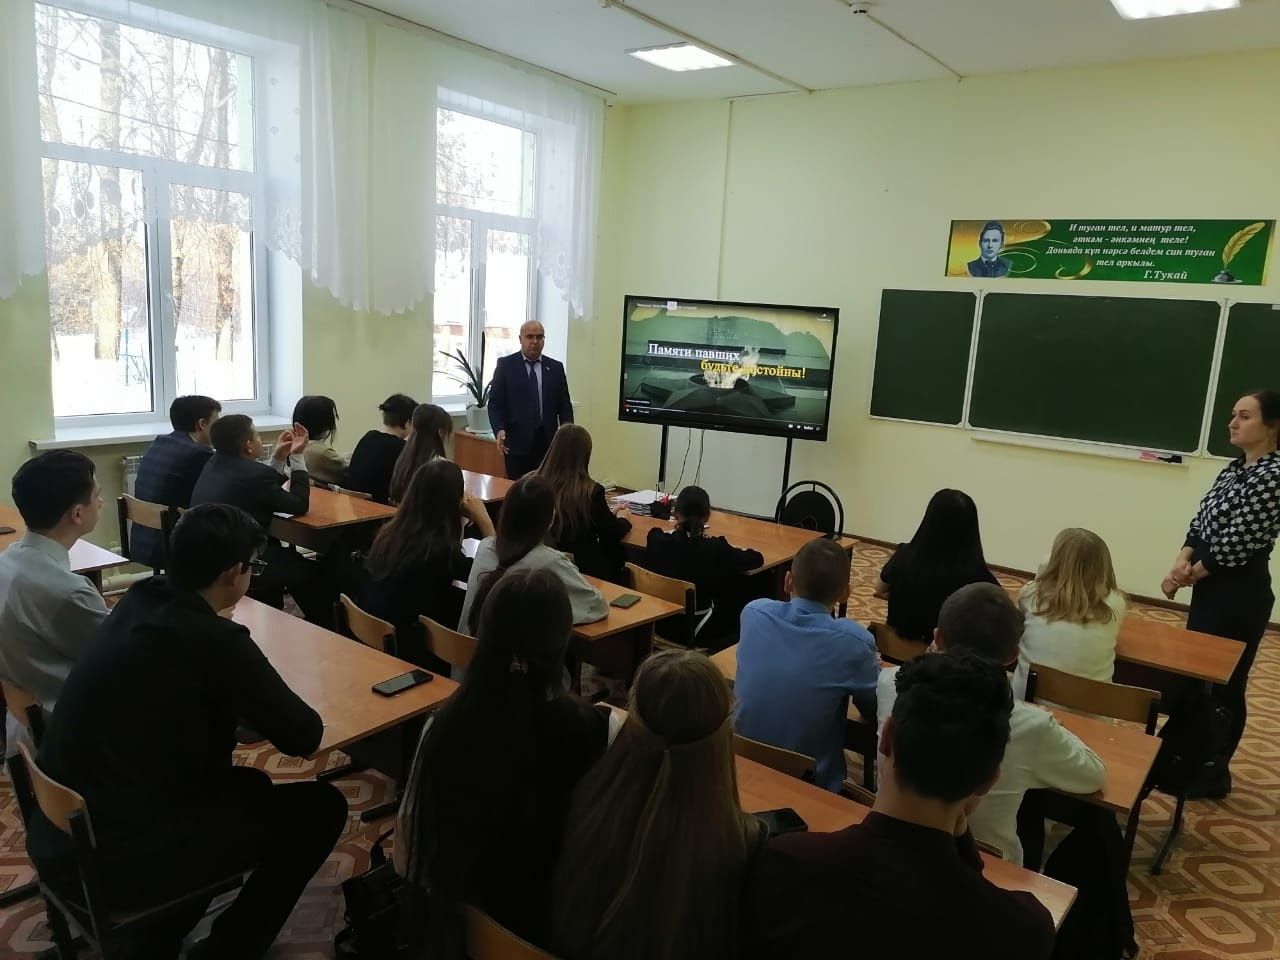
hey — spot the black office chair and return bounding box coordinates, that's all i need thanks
[774,481,844,538]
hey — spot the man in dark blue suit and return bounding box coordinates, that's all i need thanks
[487,320,574,479]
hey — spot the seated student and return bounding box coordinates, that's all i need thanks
[734,538,878,791]
[27,504,347,960]
[0,452,108,728]
[550,649,764,960]
[191,415,329,625]
[642,485,764,643]
[537,424,631,583]
[1013,527,1126,700]
[396,569,609,954]
[876,583,1104,865]
[459,475,607,634]
[345,393,417,504]
[749,650,1055,960]
[388,403,453,505]
[362,460,495,668]
[131,394,221,569]
[293,395,346,486]
[875,488,998,643]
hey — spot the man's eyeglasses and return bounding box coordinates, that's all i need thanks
[247,558,268,577]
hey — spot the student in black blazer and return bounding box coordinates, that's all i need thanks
[643,486,764,645]
[487,320,574,479]
[190,415,331,625]
[537,424,631,583]
[130,395,221,569]
[28,505,347,960]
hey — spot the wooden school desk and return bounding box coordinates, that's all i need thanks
[622,510,855,574]
[713,644,1160,836]
[0,504,129,591]
[574,576,682,683]
[463,469,513,505]
[269,485,396,552]
[231,596,457,757]
[735,756,1076,929]
[1116,616,1244,686]
[454,430,506,478]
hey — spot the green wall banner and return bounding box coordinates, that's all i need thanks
[946,219,1274,285]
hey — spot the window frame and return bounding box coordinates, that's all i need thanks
[433,95,540,407]
[39,0,273,428]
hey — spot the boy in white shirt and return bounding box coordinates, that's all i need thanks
[877,582,1105,865]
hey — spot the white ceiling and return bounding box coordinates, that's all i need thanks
[368,0,1280,101]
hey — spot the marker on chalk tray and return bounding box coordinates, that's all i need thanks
[1139,450,1183,464]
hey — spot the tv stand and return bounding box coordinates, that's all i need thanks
[655,424,796,501]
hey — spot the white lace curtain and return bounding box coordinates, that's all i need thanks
[0,0,603,319]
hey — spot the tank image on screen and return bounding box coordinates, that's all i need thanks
[618,297,839,441]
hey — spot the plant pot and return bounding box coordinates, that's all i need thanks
[466,405,491,434]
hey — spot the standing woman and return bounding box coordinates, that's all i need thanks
[1164,390,1280,797]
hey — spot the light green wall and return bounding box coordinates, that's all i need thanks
[584,50,1280,602]
[0,276,54,488]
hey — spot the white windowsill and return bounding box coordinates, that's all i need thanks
[31,414,294,451]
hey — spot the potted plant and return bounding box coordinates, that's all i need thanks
[440,336,493,434]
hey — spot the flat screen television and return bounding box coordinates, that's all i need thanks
[618,295,840,441]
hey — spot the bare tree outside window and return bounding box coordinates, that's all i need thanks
[36,3,262,420]
[434,105,536,404]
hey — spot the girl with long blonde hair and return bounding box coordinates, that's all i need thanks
[1013,528,1126,698]
[549,649,763,960]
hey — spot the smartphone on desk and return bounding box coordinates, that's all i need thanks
[610,593,643,609]
[372,669,433,697]
[754,807,808,836]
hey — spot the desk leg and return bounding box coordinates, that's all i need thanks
[1151,793,1185,876]
[0,880,38,906]
[86,570,103,593]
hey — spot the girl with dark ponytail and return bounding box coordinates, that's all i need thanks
[641,485,765,644]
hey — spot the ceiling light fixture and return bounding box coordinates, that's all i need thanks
[1109,0,1240,19]
[627,42,734,72]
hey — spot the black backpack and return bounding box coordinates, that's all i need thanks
[1043,808,1137,960]
[1152,684,1229,794]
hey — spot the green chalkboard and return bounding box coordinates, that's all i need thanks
[870,289,976,425]
[1207,302,1280,458]
[969,293,1220,452]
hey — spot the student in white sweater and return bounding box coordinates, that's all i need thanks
[877,583,1104,865]
[459,474,608,635]
[1012,528,1126,701]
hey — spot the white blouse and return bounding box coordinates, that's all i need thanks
[1012,583,1126,700]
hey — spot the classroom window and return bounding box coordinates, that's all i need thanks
[36,2,269,424]
[433,103,536,405]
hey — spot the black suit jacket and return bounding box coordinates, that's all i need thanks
[190,452,310,534]
[131,432,214,568]
[967,256,1012,278]
[487,352,573,455]
[29,577,322,860]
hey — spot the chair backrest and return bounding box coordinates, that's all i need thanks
[336,594,396,655]
[1,681,45,746]
[465,905,558,960]
[625,562,694,610]
[625,562,697,645]
[1025,664,1160,733]
[774,480,844,538]
[336,486,373,501]
[840,779,876,806]
[116,494,174,568]
[420,615,478,671]
[870,622,929,666]
[15,743,94,844]
[733,734,815,782]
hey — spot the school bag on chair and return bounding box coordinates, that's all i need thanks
[1042,806,1137,960]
